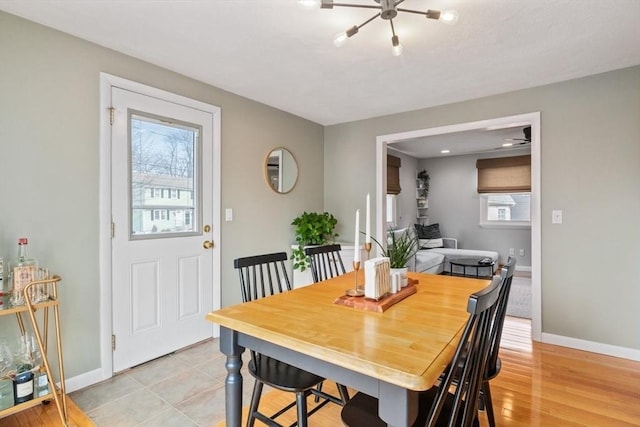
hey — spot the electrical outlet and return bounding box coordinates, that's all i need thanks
[509,248,515,256]
[519,249,525,256]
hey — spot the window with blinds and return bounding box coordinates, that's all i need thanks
[477,155,531,228]
[476,155,531,193]
[387,154,401,195]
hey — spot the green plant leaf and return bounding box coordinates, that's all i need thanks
[291,211,339,270]
[370,228,419,268]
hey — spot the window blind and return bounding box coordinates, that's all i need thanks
[476,155,531,193]
[387,155,401,194]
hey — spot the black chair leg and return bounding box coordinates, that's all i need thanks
[313,382,324,403]
[248,380,264,427]
[483,382,496,427]
[295,391,309,427]
[338,383,350,404]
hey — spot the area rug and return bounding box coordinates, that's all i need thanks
[506,276,532,319]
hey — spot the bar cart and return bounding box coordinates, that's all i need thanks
[0,275,67,426]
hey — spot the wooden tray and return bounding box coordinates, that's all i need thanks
[333,278,418,313]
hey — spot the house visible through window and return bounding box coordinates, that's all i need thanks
[480,193,531,227]
[130,112,198,237]
[152,209,169,221]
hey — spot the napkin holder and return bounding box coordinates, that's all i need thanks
[364,257,391,300]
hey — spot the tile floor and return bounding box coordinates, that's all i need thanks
[70,339,253,427]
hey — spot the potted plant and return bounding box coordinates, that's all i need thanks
[371,228,419,286]
[291,211,338,271]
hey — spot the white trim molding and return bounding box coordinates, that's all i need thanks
[376,112,542,342]
[542,333,640,362]
[64,369,108,394]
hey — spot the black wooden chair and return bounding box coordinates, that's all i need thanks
[340,275,504,427]
[304,244,346,283]
[303,244,350,405]
[479,256,516,427]
[234,252,344,427]
[442,256,516,426]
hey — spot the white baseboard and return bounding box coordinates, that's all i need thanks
[515,265,531,272]
[64,368,111,393]
[541,332,640,361]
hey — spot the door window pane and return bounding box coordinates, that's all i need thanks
[130,112,201,238]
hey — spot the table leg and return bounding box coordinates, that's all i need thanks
[378,382,418,426]
[220,327,244,427]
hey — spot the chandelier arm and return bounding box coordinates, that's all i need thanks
[331,3,383,10]
[396,8,428,16]
[389,18,397,37]
[355,12,383,32]
[394,0,407,6]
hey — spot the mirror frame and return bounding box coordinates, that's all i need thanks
[264,147,299,194]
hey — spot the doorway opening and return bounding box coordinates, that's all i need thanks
[375,112,541,342]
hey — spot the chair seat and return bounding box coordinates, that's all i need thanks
[249,354,325,392]
[341,390,479,427]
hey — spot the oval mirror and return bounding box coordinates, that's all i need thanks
[265,147,298,194]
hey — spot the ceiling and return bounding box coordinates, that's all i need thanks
[0,0,638,127]
[389,124,532,159]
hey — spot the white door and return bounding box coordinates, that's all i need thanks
[111,86,217,372]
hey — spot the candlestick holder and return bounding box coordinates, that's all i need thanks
[346,260,364,297]
[364,242,372,261]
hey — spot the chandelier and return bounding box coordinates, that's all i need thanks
[299,0,459,56]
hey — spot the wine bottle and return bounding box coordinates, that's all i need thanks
[13,367,34,404]
[9,238,37,306]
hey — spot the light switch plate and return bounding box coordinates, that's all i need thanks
[552,210,562,224]
[225,208,233,221]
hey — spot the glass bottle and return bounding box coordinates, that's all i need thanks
[13,368,34,404]
[9,238,37,306]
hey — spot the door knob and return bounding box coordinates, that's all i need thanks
[203,240,214,249]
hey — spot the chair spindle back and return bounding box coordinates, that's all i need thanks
[304,244,346,283]
[233,252,292,303]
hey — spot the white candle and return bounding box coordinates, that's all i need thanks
[365,193,371,244]
[354,209,360,262]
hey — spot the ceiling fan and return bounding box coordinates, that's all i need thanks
[502,126,531,146]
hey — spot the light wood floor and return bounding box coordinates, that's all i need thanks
[1,396,94,427]
[6,317,640,427]
[215,318,640,427]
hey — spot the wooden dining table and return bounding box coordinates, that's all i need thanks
[206,271,489,427]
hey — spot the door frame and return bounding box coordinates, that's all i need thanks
[99,73,221,380]
[375,112,541,341]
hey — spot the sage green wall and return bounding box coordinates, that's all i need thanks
[0,11,324,379]
[325,66,640,350]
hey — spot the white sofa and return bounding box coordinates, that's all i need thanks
[414,238,499,275]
